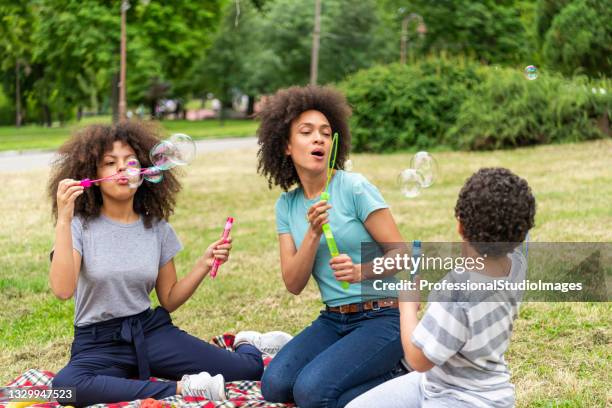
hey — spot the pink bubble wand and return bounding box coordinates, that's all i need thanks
[79,173,122,187]
[210,217,234,279]
[79,167,161,188]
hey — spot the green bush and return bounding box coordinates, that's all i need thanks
[339,56,481,152]
[447,69,610,150]
[340,57,610,152]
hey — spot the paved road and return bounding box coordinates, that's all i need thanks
[0,137,258,172]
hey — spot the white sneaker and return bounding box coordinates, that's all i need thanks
[234,330,293,358]
[181,371,226,400]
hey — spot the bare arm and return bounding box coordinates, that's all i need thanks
[278,231,319,295]
[399,301,435,372]
[278,200,331,295]
[49,179,83,300]
[362,208,408,278]
[331,208,409,283]
[49,226,82,300]
[367,209,433,370]
[155,237,231,312]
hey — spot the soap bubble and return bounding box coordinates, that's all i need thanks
[169,133,196,165]
[397,168,423,198]
[524,65,538,80]
[344,159,353,172]
[150,140,176,170]
[126,158,140,168]
[410,151,438,188]
[143,166,164,183]
[150,133,196,170]
[123,167,143,189]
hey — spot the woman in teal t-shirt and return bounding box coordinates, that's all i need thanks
[257,85,407,408]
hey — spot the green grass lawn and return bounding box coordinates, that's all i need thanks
[0,140,610,407]
[0,117,258,152]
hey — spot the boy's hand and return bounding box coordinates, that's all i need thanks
[57,179,84,223]
[306,200,332,235]
[195,237,232,275]
[330,254,362,283]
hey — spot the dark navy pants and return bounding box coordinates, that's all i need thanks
[261,307,404,408]
[52,307,263,407]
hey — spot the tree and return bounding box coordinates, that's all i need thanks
[132,0,223,111]
[535,0,571,43]
[30,0,119,125]
[0,0,223,125]
[0,1,34,126]
[198,0,385,104]
[541,0,611,77]
[395,0,529,64]
[191,0,262,116]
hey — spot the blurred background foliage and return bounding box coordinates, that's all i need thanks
[0,0,609,150]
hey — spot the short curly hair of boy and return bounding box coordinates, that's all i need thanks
[455,167,536,256]
[256,85,352,191]
[48,121,181,228]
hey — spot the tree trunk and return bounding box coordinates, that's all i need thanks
[111,72,119,124]
[42,104,52,127]
[598,111,609,136]
[149,99,157,120]
[77,106,83,121]
[15,61,22,127]
[246,95,255,116]
[310,0,321,85]
[219,99,233,126]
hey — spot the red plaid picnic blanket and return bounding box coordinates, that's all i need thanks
[0,334,294,408]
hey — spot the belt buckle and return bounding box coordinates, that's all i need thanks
[340,304,351,314]
[372,301,381,311]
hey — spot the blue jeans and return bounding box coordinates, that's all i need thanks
[261,307,404,408]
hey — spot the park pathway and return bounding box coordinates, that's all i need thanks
[0,137,258,172]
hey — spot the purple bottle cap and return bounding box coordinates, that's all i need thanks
[80,178,92,188]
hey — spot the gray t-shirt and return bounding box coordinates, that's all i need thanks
[59,215,182,327]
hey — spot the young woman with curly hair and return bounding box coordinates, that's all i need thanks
[257,85,407,408]
[48,121,290,406]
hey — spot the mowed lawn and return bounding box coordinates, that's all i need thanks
[0,140,610,407]
[0,117,258,152]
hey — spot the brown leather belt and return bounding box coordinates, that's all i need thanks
[325,298,399,314]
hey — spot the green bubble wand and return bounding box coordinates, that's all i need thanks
[320,133,350,290]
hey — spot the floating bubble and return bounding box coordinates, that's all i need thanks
[149,134,196,171]
[344,159,353,172]
[397,168,423,198]
[410,151,438,188]
[126,158,140,168]
[81,135,194,190]
[150,140,177,170]
[123,167,143,189]
[143,166,164,183]
[524,65,538,80]
[169,133,196,165]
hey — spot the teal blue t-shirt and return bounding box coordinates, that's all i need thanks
[275,170,390,307]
